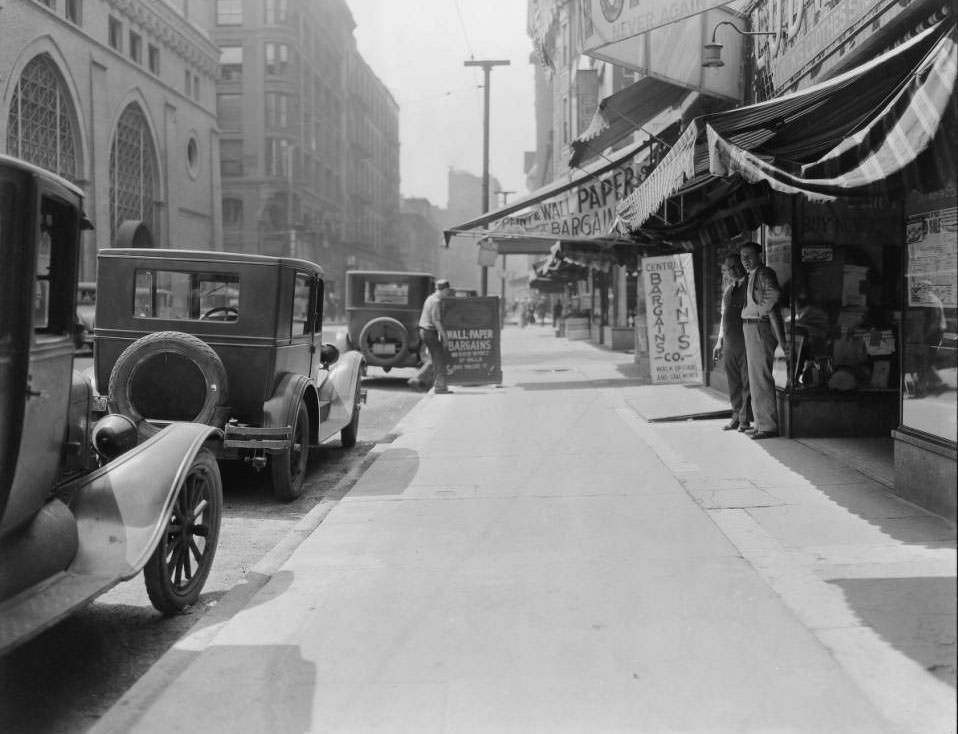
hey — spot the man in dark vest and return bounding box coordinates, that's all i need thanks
[713,253,752,432]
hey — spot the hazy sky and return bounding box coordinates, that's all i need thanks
[346,0,536,208]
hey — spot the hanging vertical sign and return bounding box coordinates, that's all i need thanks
[641,253,703,384]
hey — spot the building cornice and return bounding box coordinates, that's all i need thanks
[104,0,220,76]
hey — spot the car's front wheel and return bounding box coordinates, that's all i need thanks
[270,399,310,501]
[143,448,222,615]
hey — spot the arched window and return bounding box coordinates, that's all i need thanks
[6,54,81,181]
[110,102,158,244]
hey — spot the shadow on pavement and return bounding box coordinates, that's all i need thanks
[829,576,957,688]
[754,440,956,548]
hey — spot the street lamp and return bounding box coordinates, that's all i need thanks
[464,58,510,296]
[702,21,777,68]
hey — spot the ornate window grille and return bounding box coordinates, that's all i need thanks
[110,103,158,244]
[6,54,81,182]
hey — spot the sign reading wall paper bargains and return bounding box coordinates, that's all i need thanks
[440,296,502,386]
[641,254,703,384]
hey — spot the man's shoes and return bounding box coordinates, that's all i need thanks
[722,419,740,431]
[737,422,752,432]
[750,430,778,440]
[433,387,451,394]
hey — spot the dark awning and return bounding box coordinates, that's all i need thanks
[617,21,957,235]
[569,77,692,169]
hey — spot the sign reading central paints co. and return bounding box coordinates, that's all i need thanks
[440,296,502,386]
[641,253,703,384]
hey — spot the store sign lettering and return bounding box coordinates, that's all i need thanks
[493,161,650,239]
[642,254,703,384]
[750,0,878,91]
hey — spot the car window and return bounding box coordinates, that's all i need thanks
[34,195,78,338]
[134,269,239,320]
[363,281,409,305]
[292,273,313,336]
[0,181,17,340]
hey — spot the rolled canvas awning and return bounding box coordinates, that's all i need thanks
[616,21,957,234]
[569,77,691,168]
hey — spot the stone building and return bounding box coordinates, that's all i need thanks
[0,0,222,280]
[201,0,400,299]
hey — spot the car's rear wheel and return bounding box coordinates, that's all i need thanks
[144,448,222,615]
[340,379,362,448]
[270,398,310,501]
[358,316,409,368]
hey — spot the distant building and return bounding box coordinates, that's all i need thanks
[0,0,222,280]
[399,197,440,275]
[199,0,400,299]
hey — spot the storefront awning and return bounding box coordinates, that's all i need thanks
[443,132,667,245]
[616,21,957,234]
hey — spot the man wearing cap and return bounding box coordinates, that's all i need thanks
[418,278,453,394]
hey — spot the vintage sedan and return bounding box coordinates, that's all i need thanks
[345,270,434,370]
[1,155,223,654]
[94,249,366,501]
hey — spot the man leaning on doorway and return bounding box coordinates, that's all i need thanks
[739,242,786,440]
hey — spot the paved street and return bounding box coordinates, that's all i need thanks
[91,325,956,734]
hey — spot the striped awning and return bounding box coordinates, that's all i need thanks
[616,21,957,231]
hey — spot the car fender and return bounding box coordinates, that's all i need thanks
[332,326,352,353]
[262,373,317,446]
[319,349,364,433]
[61,423,222,581]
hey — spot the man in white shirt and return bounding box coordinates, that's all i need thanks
[739,242,783,439]
[418,278,453,393]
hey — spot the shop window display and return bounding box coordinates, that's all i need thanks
[901,197,957,442]
[772,200,904,395]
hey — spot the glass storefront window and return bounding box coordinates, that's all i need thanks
[780,199,902,393]
[901,203,957,441]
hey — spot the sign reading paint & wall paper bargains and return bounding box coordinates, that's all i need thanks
[641,253,703,384]
[440,296,502,386]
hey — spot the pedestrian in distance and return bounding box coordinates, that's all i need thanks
[712,253,752,433]
[417,278,453,394]
[739,242,785,439]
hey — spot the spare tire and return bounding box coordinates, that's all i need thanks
[108,331,228,436]
[358,316,410,368]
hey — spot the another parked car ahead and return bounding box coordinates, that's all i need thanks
[94,249,366,501]
[74,281,96,352]
[345,270,435,371]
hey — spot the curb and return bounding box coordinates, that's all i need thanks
[87,392,438,734]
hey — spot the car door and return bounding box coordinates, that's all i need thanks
[1,191,80,533]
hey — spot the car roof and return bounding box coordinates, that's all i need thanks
[101,248,324,275]
[0,153,86,198]
[346,270,434,278]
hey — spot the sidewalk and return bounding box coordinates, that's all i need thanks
[93,326,956,734]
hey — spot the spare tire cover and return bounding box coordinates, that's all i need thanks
[108,331,229,435]
[358,316,410,367]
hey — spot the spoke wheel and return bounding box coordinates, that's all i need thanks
[144,448,222,615]
[270,399,310,501]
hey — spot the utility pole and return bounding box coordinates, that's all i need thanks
[464,58,510,296]
[495,190,515,325]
